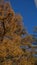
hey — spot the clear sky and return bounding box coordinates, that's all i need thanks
[10,0,37,34]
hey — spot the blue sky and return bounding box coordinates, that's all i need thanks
[10,0,37,34]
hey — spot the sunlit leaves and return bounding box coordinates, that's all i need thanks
[0,0,37,65]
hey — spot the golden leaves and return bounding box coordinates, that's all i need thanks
[0,0,37,65]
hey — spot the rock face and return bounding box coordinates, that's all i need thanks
[0,0,37,65]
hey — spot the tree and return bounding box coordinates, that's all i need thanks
[32,26,37,44]
[0,0,37,65]
[31,26,37,65]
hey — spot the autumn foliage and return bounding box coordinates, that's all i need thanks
[0,0,37,65]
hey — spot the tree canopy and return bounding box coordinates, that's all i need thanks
[0,0,37,65]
